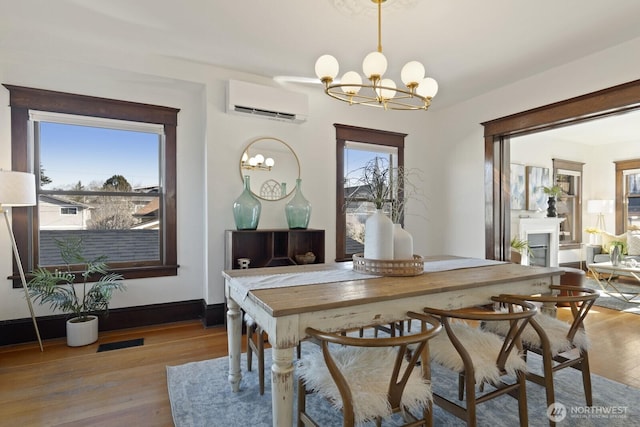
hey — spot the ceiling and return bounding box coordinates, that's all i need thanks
[1,0,640,141]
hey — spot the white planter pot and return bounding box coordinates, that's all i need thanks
[393,224,414,260]
[66,315,99,347]
[364,209,394,259]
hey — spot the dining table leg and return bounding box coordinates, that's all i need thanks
[226,297,242,392]
[271,346,295,427]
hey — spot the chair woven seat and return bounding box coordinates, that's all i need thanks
[297,312,442,427]
[423,296,537,427]
[299,346,431,424]
[493,285,599,426]
[429,321,528,385]
[482,311,590,356]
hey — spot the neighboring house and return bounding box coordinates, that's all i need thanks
[38,195,91,230]
[133,197,160,230]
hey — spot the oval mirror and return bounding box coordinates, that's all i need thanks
[239,137,300,201]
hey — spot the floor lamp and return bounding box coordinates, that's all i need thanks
[0,170,43,351]
[587,199,614,232]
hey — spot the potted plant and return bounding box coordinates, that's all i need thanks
[28,237,126,347]
[510,236,532,264]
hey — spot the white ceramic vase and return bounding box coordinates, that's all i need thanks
[393,224,414,260]
[364,209,394,259]
[66,315,99,347]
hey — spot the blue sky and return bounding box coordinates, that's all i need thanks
[344,148,393,186]
[39,122,159,190]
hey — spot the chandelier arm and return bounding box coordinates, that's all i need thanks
[325,83,431,111]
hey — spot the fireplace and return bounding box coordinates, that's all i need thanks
[511,216,565,267]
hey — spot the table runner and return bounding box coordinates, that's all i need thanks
[230,257,505,300]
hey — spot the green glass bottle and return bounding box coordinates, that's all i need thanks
[233,175,261,230]
[285,178,311,229]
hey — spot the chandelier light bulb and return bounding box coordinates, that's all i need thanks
[241,152,248,162]
[400,61,426,87]
[315,54,339,81]
[340,71,363,94]
[265,157,275,168]
[362,51,387,80]
[254,154,265,164]
[248,157,258,167]
[377,78,397,100]
[416,77,439,98]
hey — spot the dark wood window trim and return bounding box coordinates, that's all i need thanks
[614,158,640,234]
[482,79,640,260]
[335,123,406,262]
[3,84,180,283]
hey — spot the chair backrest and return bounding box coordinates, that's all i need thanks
[501,285,598,343]
[423,296,537,376]
[303,311,442,424]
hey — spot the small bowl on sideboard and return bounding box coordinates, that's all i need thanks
[295,252,316,265]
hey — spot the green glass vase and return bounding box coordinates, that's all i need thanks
[285,178,311,229]
[233,175,261,230]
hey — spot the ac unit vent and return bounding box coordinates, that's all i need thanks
[226,80,308,124]
[233,105,296,121]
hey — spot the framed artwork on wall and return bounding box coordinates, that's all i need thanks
[526,166,550,211]
[510,163,526,210]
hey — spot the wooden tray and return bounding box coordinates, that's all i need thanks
[352,253,424,276]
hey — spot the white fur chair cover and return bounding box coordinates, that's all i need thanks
[429,321,528,385]
[482,312,590,356]
[297,346,431,425]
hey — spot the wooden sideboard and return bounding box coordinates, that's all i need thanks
[224,229,325,269]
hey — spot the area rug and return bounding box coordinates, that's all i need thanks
[167,347,639,426]
[583,277,640,315]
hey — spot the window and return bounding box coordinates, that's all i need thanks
[5,85,179,284]
[552,158,584,246]
[60,207,78,215]
[335,124,405,261]
[615,159,640,233]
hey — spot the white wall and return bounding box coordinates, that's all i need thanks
[1,35,639,322]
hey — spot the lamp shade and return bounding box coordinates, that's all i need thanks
[340,71,362,94]
[315,54,339,80]
[587,199,614,214]
[0,170,37,207]
[417,77,439,98]
[400,61,425,86]
[362,51,387,79]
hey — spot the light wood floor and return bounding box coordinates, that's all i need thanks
[0,306,638,426]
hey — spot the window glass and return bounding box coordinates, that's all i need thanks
[625,170,640,230]
[34,117,163,268]
[343,143,398,257]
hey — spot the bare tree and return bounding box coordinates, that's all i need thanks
[87,175,137,230]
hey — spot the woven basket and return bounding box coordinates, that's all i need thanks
[352,253,424,276]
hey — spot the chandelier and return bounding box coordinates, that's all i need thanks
[314,0,438,111]
[241,151,275,171]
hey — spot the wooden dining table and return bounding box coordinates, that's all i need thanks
[222,255,563,427]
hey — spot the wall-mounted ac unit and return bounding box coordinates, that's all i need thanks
[226,80,308,124]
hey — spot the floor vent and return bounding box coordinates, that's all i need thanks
[97,338,144,352]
